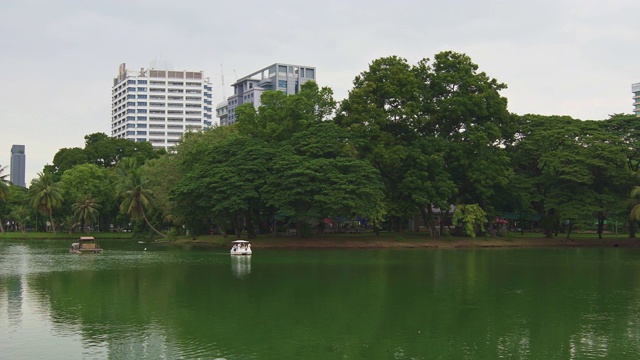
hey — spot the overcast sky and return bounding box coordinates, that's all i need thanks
[1,0,639,184]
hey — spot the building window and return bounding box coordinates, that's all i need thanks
[138,80,148,84]
[137,131,147,135]
[137,109,147,113]
[127,109,135,113]
[127,80,136,84]
[137,87,147,92]
[137,124,147,128]
[127,87,136,92]
[137,94,147,99]
[137,116,147,120]
[127,131,136,135]
[306,68,315,79]
[137,102,147,106]
[127,94,136,99]
[278,80,287,88]
[127,102,135,106]
[127,116,135,121]
[127,124,136,128]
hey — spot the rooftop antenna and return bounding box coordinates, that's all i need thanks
[233,69,238,81]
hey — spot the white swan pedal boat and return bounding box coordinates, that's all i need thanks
[230,240,252,255]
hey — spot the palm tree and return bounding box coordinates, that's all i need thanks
[9,206,30,233]
[73,195,100,233]
[0,165,10,234]
[115,159,167,238]
[31,172,63,235]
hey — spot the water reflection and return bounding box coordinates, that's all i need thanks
[230,255,252,278]
[3,243,640,359]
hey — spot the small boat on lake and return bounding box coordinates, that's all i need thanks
[70,236,103,254]
[230,240,252,255]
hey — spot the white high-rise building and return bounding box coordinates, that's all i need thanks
[216,63,316,126]
[111,63,214,149]
[633,82,640,117]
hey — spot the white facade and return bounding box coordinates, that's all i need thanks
[633,83,640,117]
[217,63,316,126]
[111,63,214,149]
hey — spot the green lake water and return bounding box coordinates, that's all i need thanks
[1,239,640,359]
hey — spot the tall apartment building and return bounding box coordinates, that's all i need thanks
[10,145,26,188]
[634,82,640,117]
[111,63,214,149]
[216,63,316,126]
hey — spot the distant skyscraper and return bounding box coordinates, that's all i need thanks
[216,63,316,126]
[111,63,214,149]
[633,82,640,117]
[10,145,26,187]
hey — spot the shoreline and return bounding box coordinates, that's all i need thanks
[170,235,640,249]
[4,232,638,249]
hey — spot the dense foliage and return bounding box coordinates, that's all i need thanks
[1,51,638,239]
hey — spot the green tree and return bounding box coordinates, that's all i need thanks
[236,81,336,143]
[31,172,63,234]
[72,194,100,233]
[416,51,512,218]
[452,204,487,238]
[171,130,275,238]
[629,186,640,238]
[115,158,167,238]
[58,163,116,231]
[506,115,636,237]
[261,122,385,237]
[9,205,30,233]
[0,164,9,234]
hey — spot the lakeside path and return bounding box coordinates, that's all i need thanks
[170,233,640,249]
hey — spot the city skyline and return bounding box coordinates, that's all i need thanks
[1,0,639,184]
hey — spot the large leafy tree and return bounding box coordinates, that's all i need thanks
[168,126,239,235]
[46,133,166,181]
[58,163,116,231]
[506,115,636,237]
[235,81,336,143]
[0,164,9,233]
[336,53,509,235]
[336,56,436,231]
[172,133,275,238]
[115,158,166,238]
[261,122,385,237]
[416,51,512,216]
[31,172,63,234]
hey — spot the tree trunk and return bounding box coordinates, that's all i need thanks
[49,211,56,235]
[565,222,573,240]
[597,212,606,240]
[245,211,256,239]
[629,218,636,239]
[142,211,167,238]
[232,216,242,239]
[296,221,303,239]
[419,205,439,239]
[219,225,228,238]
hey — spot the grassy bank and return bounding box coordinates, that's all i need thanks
[4,230,637,248]
[0,232,134,240]
[167,231,640,249]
